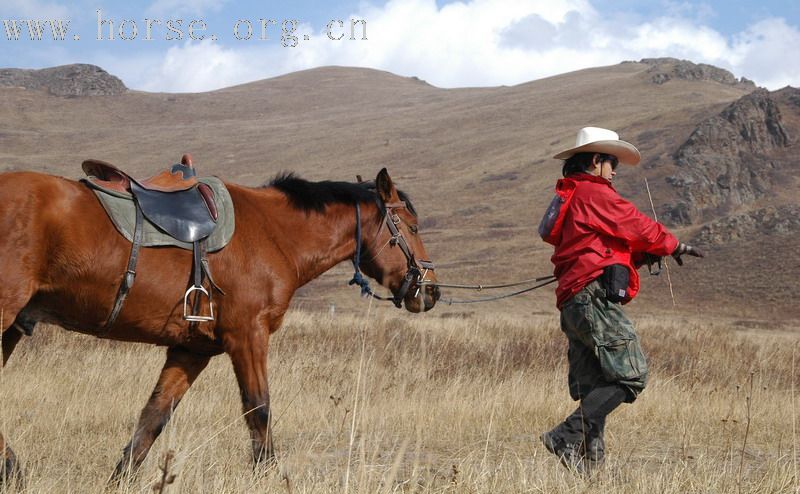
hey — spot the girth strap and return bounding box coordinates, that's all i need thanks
[103,199,144,331]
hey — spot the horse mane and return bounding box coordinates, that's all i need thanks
[267,172,417,217]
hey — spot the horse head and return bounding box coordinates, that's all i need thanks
[359,168,440,313]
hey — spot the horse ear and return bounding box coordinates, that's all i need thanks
[376,168,395,202]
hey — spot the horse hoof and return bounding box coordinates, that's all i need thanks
[109,463,138,486]
[1,449,23,486]
[253,454,278,472]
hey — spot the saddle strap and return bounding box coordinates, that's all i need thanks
[193,240,204,289]
[103,199,144,332]
[191,240,223,291]
[191,241,204,317]
[187,239,223,321]
[193,239,223,295]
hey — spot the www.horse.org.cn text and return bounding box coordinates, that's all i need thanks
[0,10,368,47]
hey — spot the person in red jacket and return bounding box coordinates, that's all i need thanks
[539,127,704,473]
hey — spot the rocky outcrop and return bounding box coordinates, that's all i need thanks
[664,89,791,224]
[634,58,756,88]
[0,64,127,97]
[694,205,800,245]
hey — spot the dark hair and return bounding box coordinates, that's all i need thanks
[268,173,417,217]
[561,152,618,177]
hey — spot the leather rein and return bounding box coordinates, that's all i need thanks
[349,201,435,308]
[347,200,556,307]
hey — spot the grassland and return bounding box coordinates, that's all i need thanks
[1,308,798,493]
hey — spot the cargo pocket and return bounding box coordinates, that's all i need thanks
[561,292,594,342]
[596,336,647,382]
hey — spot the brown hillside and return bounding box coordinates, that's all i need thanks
[0,60,795,320]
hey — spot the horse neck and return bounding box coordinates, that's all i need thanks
[276,201,382,287]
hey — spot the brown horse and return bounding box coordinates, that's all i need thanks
[0,167,439,481]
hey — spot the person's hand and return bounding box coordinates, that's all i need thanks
[634,252,662,270]
[672,242,705,266]
[641,252,662,266]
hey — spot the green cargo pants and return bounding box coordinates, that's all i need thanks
[560,279,648,403]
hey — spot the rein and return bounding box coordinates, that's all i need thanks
[429,276,557,305]
[347,201,555,307]
[349,202,435,308]
[349,202,396,304]
[426,276,555,290]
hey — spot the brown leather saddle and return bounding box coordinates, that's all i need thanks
[83,154,219,234]
[83,154,221,329]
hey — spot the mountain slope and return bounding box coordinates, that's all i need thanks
[0,60,795,320]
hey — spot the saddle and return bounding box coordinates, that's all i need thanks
[83,155,219,241]
[83,154,221,329]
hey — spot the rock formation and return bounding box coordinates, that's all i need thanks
[0,64,127,97]
[664,89,792,226]
[633,58,756,88]
[694,205,800,244]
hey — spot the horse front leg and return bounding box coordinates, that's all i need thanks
[112,347,210,481]
[226,325,275,467]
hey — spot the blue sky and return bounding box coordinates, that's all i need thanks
[1,0,798,92]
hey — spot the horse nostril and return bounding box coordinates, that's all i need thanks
[428,285,441,301]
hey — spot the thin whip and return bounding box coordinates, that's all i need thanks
[645,177,676,306]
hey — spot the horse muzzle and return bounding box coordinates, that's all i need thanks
[400,278,440,313]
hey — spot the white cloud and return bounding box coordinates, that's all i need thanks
[118,0,799,92]
[106,19,320,93]
[102,41,261,93]
[729,18,800,89]
[1,0,70,19]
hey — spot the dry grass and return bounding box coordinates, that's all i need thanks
[1,310,798,493]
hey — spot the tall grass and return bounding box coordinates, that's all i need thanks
[0,310,798,493]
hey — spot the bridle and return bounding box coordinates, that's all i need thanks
[349,201,435,308]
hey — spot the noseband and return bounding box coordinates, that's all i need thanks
[349,202,435,308]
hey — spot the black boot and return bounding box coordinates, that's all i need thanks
[579,384,625,466]
[540,423,586,473]
[541,403,592,471]
[541,384,625,472]
[585,416,605,463]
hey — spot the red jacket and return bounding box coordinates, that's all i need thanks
[550,174,679,308]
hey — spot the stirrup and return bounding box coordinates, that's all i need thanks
[183,285,214,322]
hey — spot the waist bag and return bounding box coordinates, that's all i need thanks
[601,264,630,303]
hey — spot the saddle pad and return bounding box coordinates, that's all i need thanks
[84,177,235,252]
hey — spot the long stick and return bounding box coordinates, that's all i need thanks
[792,346,798,494]
[644,178,676,306]
[1,309,5,484]
[737,372,755,493]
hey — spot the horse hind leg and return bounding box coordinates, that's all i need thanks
[0,232,39,484]
[1,273,38,366]
[0,435,22,487]
[111,347,210,483]
[0,329,21,484]
[0,314,36,487]
[3,312,35,366]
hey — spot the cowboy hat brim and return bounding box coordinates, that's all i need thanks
[553,139,641,166]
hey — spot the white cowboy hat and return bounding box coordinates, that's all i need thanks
[553,127,641,166]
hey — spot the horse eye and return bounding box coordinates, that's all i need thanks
[409,225,419,234]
